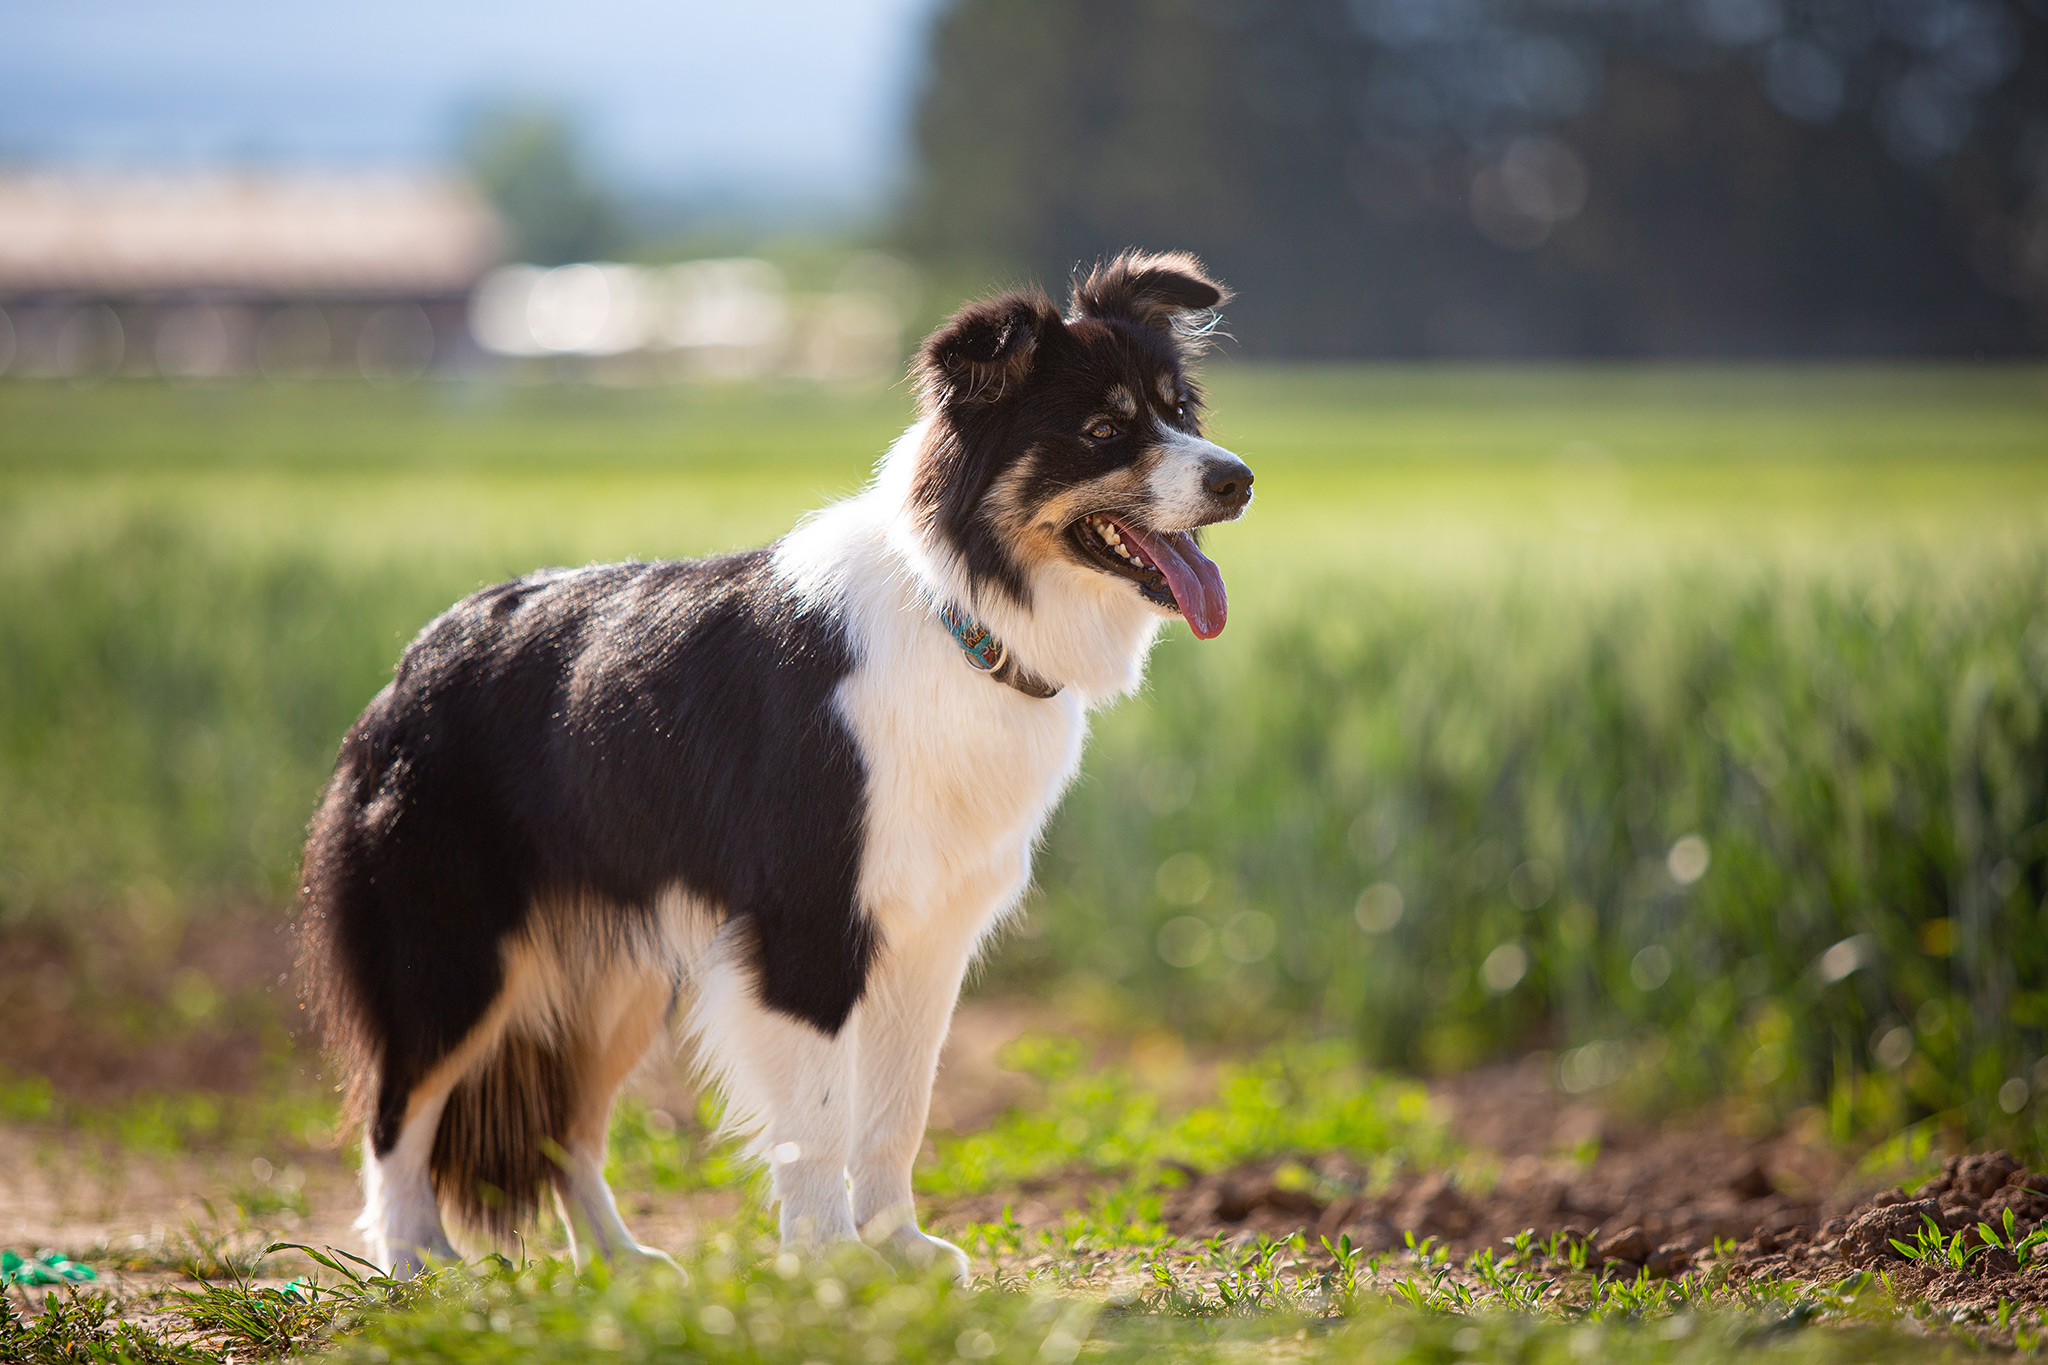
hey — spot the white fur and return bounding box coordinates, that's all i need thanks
[359,1097,458,1277]
[686,925,863,1247]
[557,1146,677,1268]
[1147,428,1240,531]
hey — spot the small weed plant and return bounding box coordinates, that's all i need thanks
[1890,1207,2048,1275]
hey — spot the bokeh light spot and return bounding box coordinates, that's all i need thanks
[1667,834,1711,885]
[1354,881,1405,933]
[1481,941,1529,992]
[1155,851,1213,906]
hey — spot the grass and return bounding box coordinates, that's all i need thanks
[1033,551,2048,1142]
[5,1229,2025,1363]
[599,1034,1453,1260]
[923,1036,1448,1200]
[9,1139,2033,1365]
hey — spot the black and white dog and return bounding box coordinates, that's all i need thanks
[297,251,1254,1281]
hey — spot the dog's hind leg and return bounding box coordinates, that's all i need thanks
[847,924,977,1284]
[359,1080,463,1276]
[358,957,535,1276]
[554,968,679,1268]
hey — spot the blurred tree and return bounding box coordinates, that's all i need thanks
[460,103,622,265]
[904,0,2048,355]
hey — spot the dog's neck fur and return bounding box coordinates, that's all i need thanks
[780,419,1165,707]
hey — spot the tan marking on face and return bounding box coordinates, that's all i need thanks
[1106,385,1138,420]
[1156,373,1178,409]
[983,443,1165,573]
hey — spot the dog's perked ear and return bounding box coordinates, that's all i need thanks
[1070,250,1230,339]
[917,289,1063,409]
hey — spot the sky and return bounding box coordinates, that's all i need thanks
[0,0,944,213]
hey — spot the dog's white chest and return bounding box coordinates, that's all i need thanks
[839,651,1087,935]
[768,482,1156,944]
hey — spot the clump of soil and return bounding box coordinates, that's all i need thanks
[1765,1153,2048,1316]
[1157,1143,1821,1270]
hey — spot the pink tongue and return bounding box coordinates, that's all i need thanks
[1118,521,1228,639]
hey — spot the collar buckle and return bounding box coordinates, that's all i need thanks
[930,595,1059,699]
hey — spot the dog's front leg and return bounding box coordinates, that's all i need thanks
[848,927,977,1284]
[692,946,861,1249]
[754,1015,861,1250]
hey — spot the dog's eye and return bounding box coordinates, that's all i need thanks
[1174,400,1188,420]
[1087,420,1118,441]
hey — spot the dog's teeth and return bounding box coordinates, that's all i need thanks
[1085,514,1149,570]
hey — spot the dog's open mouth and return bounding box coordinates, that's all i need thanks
[1071,512,1229,639]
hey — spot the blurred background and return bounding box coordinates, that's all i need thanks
[2,0,2046,1168]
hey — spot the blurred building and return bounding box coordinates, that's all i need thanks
[466,252,919,385]
[0,170,919,385]
[0,171,505,380]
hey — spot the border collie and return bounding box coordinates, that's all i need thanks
[297,250,1254,1281]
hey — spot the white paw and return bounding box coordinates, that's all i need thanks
[384,1239,458,1279]
[777,1224,892,1275]
[875,1227,971,1285]
[616,1243,684,1274]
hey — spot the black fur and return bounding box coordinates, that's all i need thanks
[298,550,873,1178]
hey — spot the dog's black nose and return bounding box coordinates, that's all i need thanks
[1204,459,1254,504]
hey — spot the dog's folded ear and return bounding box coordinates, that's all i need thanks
[918,289,1063,407]
[1071,251,1230,339]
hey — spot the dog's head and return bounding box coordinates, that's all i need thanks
[909,251,1253,640]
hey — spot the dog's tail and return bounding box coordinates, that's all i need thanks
[429,1032,578,1238]
[302,836,582,1233]
[294,755,383,1153]
[296,705,584,1241]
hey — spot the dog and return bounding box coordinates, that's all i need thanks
[295,250,1255,1281]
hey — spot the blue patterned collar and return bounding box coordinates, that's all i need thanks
[929,595,1060,699]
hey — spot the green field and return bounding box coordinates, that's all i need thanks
[4,366,2048,1360]
[5,367,2048,1114]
